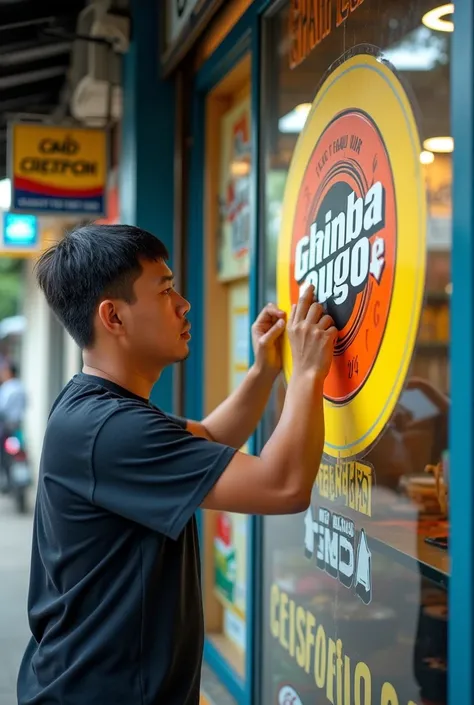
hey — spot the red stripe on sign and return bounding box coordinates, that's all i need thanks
[14,176,104,199]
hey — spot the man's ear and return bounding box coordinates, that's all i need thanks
[97,299,124,336]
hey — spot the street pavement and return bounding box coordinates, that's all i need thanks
[0,493,33,705]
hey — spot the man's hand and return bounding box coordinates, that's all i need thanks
[287,285,337,382]
[193,303,287,448]
[251,303,286,378]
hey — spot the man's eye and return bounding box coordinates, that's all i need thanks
[162,288,173,295]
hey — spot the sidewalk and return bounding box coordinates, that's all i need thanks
[0,494,33,705]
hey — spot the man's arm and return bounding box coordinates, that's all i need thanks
[186,364,277,448]
[90,288,336,525]
[201,371,324,514]
[201,289,337,514]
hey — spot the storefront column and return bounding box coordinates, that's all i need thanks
[120,0,175,412]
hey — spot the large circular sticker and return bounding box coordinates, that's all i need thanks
[277,53,426,460]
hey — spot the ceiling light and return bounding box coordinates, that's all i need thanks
[279,103,312,134]
[423,136,453,153]
[420,150,435,164]
[422,4,454,32]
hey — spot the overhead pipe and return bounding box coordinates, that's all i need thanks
[0,41,71,66]
[0,65,65,89]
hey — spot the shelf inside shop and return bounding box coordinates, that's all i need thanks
[416,341,449,353]
[368,520,449,589]
[425,291,450,305]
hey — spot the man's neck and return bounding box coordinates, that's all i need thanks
[82,362,159,400]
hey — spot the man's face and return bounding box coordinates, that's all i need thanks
[106,258,191,371]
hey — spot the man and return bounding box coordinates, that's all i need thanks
[17,224,337,705]
[0,358,26,492]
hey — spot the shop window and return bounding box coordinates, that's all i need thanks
[260,2,451,704]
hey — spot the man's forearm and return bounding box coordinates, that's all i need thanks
[201,365,277,448]
[260,371,324,503]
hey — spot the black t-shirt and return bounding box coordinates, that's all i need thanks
[17,373,236,705]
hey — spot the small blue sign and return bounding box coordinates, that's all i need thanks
[2,212,39,250]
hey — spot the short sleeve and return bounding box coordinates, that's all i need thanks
[92,402,236,539]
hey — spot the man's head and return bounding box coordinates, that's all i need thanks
[0,359,18,383]
[35,224,191,377]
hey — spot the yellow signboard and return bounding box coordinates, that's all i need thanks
[9,123,108,217]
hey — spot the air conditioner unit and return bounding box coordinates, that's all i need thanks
[69,2,130,124]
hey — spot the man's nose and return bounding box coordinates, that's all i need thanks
[177,295,191,316]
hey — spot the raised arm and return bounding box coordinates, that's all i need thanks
[90,287,336,535]
[201,285,337,515]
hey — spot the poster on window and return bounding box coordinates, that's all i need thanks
[214,511,248,651]
[217,96,251,281]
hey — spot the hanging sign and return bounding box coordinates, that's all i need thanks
[277,52,426,460]
[166,0,202,45]
[8,123,108,217]
[162,0,223,74]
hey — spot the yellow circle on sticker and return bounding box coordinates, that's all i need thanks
[277,53,426,459]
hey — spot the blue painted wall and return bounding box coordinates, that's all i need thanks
[120,0,175,412]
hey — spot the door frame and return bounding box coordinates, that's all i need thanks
[184,4,268,704]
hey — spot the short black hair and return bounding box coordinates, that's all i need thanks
[35,224,169,349]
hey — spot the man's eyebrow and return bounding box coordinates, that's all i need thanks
[158,275,174,284]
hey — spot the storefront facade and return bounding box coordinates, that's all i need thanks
[123,1,472,703]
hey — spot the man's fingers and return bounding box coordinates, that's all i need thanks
[254,303,286,326]
[318,314,335,330]
[306,302,325,324]
[289,304,297,324]
[294,285,315,323]
[266,303,286,317]
[260,318,286,345]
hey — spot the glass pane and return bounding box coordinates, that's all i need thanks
[260,2,451,703]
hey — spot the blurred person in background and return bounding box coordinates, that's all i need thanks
[0,358,26,492]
